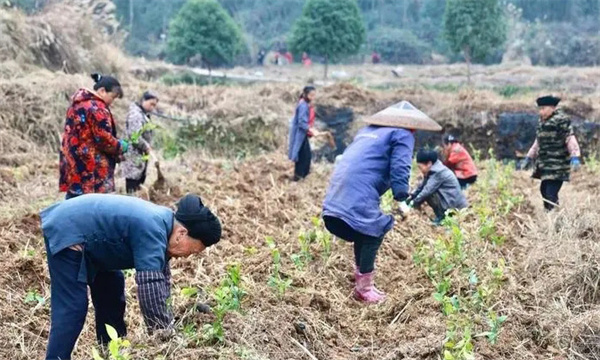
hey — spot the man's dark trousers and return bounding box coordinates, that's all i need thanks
[45,244,127,360]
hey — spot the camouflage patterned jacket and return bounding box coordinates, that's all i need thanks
[527,110,580,181]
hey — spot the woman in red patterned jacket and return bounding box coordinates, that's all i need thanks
[59,74,130,199]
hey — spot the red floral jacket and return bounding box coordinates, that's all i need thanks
[59,89,124,195]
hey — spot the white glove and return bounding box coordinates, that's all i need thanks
[399,201,411,214]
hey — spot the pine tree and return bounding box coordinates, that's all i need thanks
[289,0,366,79]
[443,0,507,84]
[167,0,245,73]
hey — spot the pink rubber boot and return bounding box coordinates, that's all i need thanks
[354,271,386,303]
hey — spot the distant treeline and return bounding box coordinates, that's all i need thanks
[11,0,600,66]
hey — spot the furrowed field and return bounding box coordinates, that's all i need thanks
[1,2,600,360]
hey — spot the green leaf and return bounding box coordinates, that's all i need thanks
[468,270,478,285]
[443,350,455,360]
[181,287,199,298]
[108,340,119,357]
[92,347,104,360]
[106,324,119,341]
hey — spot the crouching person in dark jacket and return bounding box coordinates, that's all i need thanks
[409,150,468,224]
[41,194,221,360]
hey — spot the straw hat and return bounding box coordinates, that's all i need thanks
[364,101,442,131]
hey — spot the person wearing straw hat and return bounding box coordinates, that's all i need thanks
[522,95,581,211]
[322,101,442,304]
[442,134,478,190]
[41,193,221,360]
[121,91,159,194]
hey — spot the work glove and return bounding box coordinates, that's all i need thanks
[119,139,130,153]
[399,201,412,214]
[520,157,533,171]
[571,157,581,171]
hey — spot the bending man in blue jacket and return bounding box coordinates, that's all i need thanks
[41,193,222,360]
[408,150,468,224]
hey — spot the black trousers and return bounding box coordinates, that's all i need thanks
[45,244,126,360]
[323,216,383,274]
[458,175,477,189]
[426,192,447,223]
[540,179,563,211]
[126,163,148,194]
[294,138,311,180]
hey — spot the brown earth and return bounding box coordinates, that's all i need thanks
[2,2,600,359]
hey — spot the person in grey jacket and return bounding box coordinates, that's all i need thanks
[408,150,468,224]
[121,91,159,193]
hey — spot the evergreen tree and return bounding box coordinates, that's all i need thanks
[289,0,366,79]
[444,0,507,83]
[167,0,245,72]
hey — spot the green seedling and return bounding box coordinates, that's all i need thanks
[266,236,293,297]
[586,151,600,174]
[476,312,507,345]
[22,247,35,258]
[182,323,198,341]
[202,263,247,343]
[222,263,246,311]
[181,287,199,299]
[24,289,45,306]
[444,326,475,360]
[92,324,131,360]
[268,275,293,298]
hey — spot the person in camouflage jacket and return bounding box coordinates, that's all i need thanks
[523,95,581,211]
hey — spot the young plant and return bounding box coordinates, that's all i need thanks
[311,217,332,259]
[222,263,246,311]
[480,312,507,344]
[92,325,131,360]
[180,287,199,299]
[266,237,293,297]
[201,263,247,343]
[24,289,45,306]
[586,150,600,174]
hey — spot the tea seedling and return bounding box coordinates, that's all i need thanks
[480,312,507,344]
[202,263,247,343]
[92,324,131,360]
[24,289,45,306]
[180,287,199,299]
[266,237,293,297]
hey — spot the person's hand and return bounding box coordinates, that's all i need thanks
[571,157,581,171]
[119,139,129,153]
[520,157,533,171]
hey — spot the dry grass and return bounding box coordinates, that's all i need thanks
[0,145,599,360]
[3,3,600,357]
